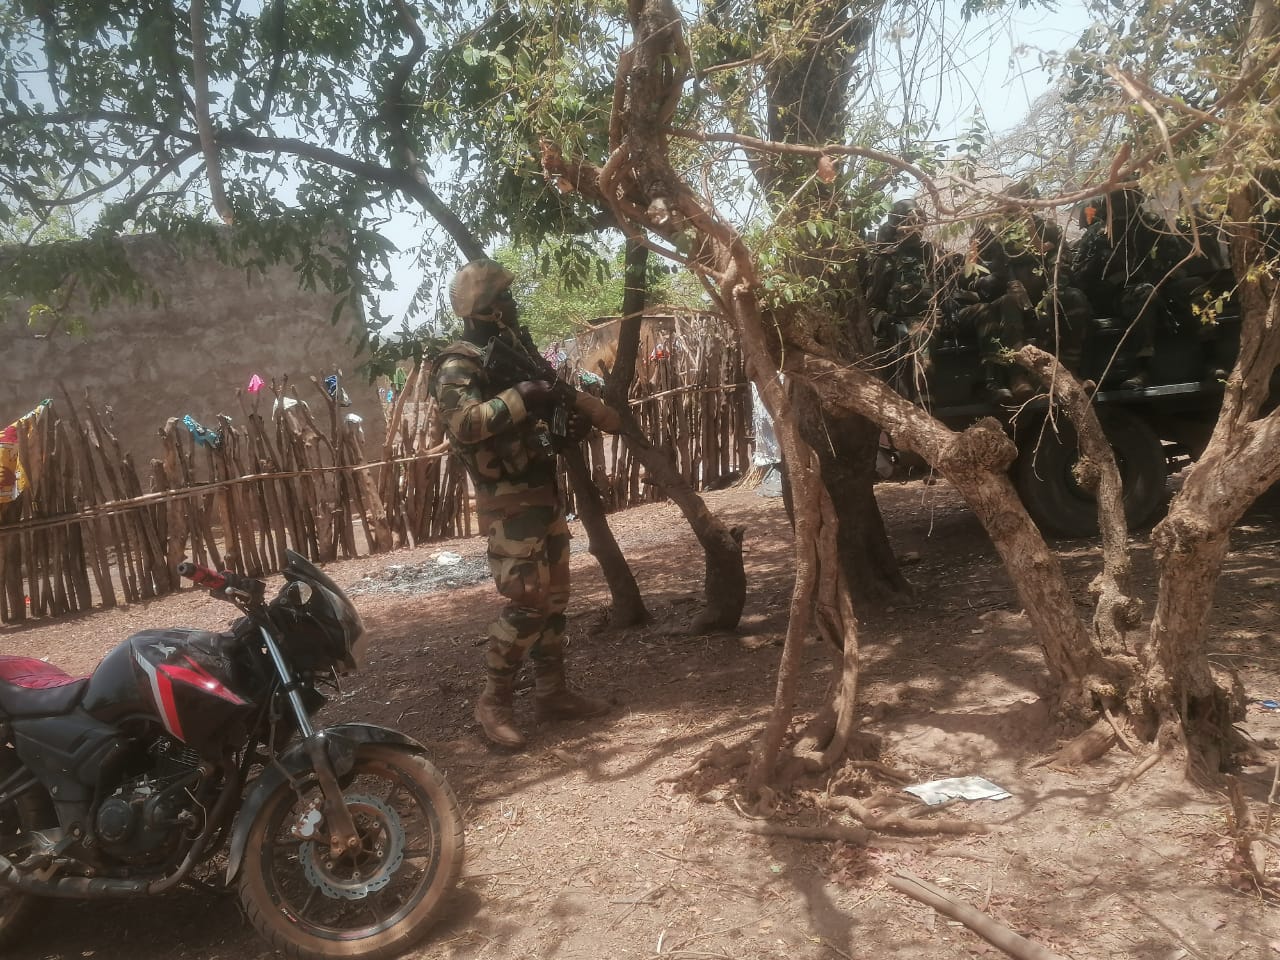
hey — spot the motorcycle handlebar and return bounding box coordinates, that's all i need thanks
[177,561,265,604]
[177,561,228,590]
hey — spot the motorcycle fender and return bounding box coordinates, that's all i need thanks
[224,723,427,884]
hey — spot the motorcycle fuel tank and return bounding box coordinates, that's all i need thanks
[82,628,259,757]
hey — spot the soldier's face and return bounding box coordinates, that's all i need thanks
[490,288,520,328]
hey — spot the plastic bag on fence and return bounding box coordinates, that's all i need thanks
[751,382,781,466]
[182,414,223,449]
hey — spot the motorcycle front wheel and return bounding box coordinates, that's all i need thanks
[238,744,464,960]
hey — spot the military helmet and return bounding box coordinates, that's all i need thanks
[448,258,515,320]
[888,198,920,226]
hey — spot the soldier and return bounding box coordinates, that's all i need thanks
[1071,186,1190,388]
[1035,210,1093,374]
[430,259,611,750]
[955,221,1031,403]
[867,199,935,332]
[867,200,940,393]
[955,182,1066,403]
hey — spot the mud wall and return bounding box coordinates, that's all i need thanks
[1,234,374,462]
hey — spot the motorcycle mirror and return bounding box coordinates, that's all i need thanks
[284,581,313,607]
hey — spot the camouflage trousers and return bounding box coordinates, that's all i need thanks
[960,296,1026,363]
[477,497,571,676]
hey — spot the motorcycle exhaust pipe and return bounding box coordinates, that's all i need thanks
[0,759,244,899]
[0,853,149,898]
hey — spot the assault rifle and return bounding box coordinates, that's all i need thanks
[481,333,575,440]
[480,329,623,441]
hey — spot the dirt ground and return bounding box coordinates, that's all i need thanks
[3,479,1280,960]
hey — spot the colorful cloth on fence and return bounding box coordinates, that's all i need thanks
[576,370,604,390]
[543,343,568,369]
[247,374,265,393]
[325,373,353,407]
[0,400,50,505]
[182,414,223,449]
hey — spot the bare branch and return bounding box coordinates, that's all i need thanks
[381,0,484,261]
[188,0,233,224]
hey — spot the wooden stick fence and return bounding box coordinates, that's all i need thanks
[0,378,472,624]
[2,320,753,625]
[560,313,753,514]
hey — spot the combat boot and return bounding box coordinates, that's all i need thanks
[533,654,611,722]
[475,670,526,750]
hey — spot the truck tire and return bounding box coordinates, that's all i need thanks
[1014,409,1167,539]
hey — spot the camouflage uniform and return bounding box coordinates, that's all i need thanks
[429,335,569,681]
[1071,189,1195,374]
[867,232,940,395]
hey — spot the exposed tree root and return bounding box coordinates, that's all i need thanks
[844,760,914,783]
[887,870,1069,960]
[1032,718,1117,770]
[1113,748,1165,793]
[659,740,752,787]
[1225,774,1279,896]
[818,794,989,836]
[1102,704,1141,755]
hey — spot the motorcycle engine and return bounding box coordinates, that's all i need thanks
[94,737,206,864]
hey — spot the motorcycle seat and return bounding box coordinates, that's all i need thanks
[0,656,90,717]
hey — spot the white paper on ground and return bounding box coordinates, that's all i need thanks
[903,776,1012,805]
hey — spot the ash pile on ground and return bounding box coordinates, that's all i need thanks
[347,552,491,597]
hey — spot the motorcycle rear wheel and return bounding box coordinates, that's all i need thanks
[238,744,464,960]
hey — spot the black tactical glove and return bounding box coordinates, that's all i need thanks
[513,379,554,413]
[565,409,592,442]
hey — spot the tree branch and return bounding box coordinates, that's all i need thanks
[1014,346,1140,655]
[3,107,482,259]
[189,0,234,224]
[887,871,1068,960]
[106,145,202,225]
[381,0,484,261]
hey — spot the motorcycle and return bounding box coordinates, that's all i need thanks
[0,550,464,960]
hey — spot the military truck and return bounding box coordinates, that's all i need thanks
[879,308,1241,538]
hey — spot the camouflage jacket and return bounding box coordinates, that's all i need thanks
[429,339,558,507]
[867,236,936,318]
[1071,216,1189,309]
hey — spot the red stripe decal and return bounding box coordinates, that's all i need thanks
[157,657,247,707]
[154,670,186,741]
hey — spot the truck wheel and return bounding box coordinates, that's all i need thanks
[1014,410,1167,539]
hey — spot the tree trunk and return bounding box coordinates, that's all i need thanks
[605,240,747,631]
[797,355,1112,716]
[1135,107,1280,770]
[563,444,647,626]
[754,0,906,609]
[792,389,910,605]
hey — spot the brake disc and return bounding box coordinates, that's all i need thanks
[299,794,405,901]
